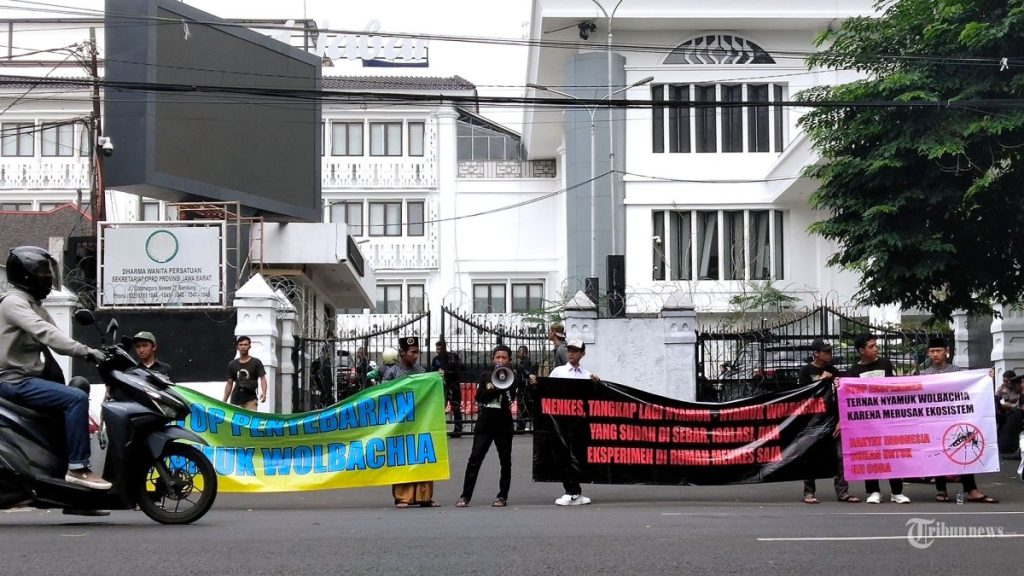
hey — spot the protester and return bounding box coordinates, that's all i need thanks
[845,333,910,503]
[514,345,534,431]
[920,336,999,503]
[430,339,464,437]
[548,338,600,506]
[456,345,515,508]
[222,336,268,410]
[384,336,439,508]
[797,338,859,503]
[132,331,172,378]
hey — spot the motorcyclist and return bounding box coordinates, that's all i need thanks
[0,246,110,490]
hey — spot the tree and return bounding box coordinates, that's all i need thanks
[799,0,1024,319]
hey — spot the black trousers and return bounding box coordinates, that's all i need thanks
[460,409,513,502]
[446,379,463,430]
[865,478,904,494]
[803,437,849,499]
[935,474,978,493]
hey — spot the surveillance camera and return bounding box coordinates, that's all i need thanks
[578,21,596,40]
[97,136,114,157]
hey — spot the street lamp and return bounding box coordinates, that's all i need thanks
[528,75,653,280]
[591,0,624,254]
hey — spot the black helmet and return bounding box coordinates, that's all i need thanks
[6,246,59,300]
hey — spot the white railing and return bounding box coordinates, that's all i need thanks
[322,157,437,189]
[0,158,90,189]
[363,236,438,269]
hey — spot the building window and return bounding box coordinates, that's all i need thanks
[408,122,424,157]
[408,284,425,314]
[511,283,543,313]
[656,209,784,281]
[369,122,402,156]
[375,285,402,314]
[0,203,31,211]
[41,123,74,157]
[653,83,786,154]
[79,125,92,156]
[331,201,364,236]
[456,113,523,161]
[39,202,64,211]
[320,122,324,156]
[141,200,160,221]
[368,202,402,236]
[473,283,506,313]
[331,122,363,156]
[2,122,34,157]
[407,201,424,236]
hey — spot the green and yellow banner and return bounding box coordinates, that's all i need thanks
[176,373,449,492]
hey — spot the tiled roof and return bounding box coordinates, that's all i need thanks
[323,75,476,91]
[0,204,92,257]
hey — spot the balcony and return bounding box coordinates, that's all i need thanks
[0,158,90,190]
[457,159,557,179]
[322,157,437,189]
[362,235,438,270]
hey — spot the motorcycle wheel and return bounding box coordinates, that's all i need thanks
[137,442,217,525]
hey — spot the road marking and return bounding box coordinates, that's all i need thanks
[662,511,1024,517]
[759,534,1024,542]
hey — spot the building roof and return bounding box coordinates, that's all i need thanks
[0,204,91,257]
[323,75,476,92]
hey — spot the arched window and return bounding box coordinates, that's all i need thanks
[665,34,775,65]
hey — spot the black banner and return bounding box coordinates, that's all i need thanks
[532,378,837,485]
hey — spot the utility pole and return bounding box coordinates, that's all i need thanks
[89,27,105,227]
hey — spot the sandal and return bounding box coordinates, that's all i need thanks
[966,494,999,504]
[420,501,441,507]
[492,497,507,507]
[838,493,861,503]
[395,502,410,508]
[934,493,951,503]
[802,494,819,504]
[456,498,469,508]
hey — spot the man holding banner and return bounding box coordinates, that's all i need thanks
[846,334,910,504]
[384,336,440,508]
[919,336,998,504]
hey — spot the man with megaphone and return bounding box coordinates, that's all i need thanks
[455,344,516,508]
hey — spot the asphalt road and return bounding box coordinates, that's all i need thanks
[2,437,1023,576]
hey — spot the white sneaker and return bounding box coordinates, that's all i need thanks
[554,494,591,506]
[891,494,911,504]
[866,491,882,504]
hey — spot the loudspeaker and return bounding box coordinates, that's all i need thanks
[607,255,625,318]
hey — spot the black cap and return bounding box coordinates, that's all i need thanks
[810,338,832,352]
[399,336,418,351]
[927,336,948,349]
[1003,370,1017,380]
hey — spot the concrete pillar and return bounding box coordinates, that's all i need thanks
[276,289,297,414]
[42,286,79,380]
[233,274,279,413]
[434,108,459,311]
[991,303,1024,378]
[563,290,597,345]
[661,290,697,401]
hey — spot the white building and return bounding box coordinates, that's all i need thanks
[523,0,877,319]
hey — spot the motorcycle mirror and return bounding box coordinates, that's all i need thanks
[106,318,119,339]
[73,309,95,326]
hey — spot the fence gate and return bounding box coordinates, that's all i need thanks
[440,306,549,431]
[294,312,431,412]
[696,306,953,402]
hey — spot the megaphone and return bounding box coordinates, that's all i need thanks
[491,366,515,390]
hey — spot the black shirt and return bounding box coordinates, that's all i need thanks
[798,362,841,386]
[846,357,895,378]
[142,359,173,379]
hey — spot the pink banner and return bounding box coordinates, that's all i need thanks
[838,370,998,480]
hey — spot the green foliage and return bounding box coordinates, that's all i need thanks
[799,0,1024,320]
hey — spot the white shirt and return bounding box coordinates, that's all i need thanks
[549,363,591,379]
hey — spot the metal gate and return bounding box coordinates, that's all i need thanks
[294,312,431,412]
[440,306,549,432]
[696,306,952,402]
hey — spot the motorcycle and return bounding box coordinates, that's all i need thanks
[0,310,217,524]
